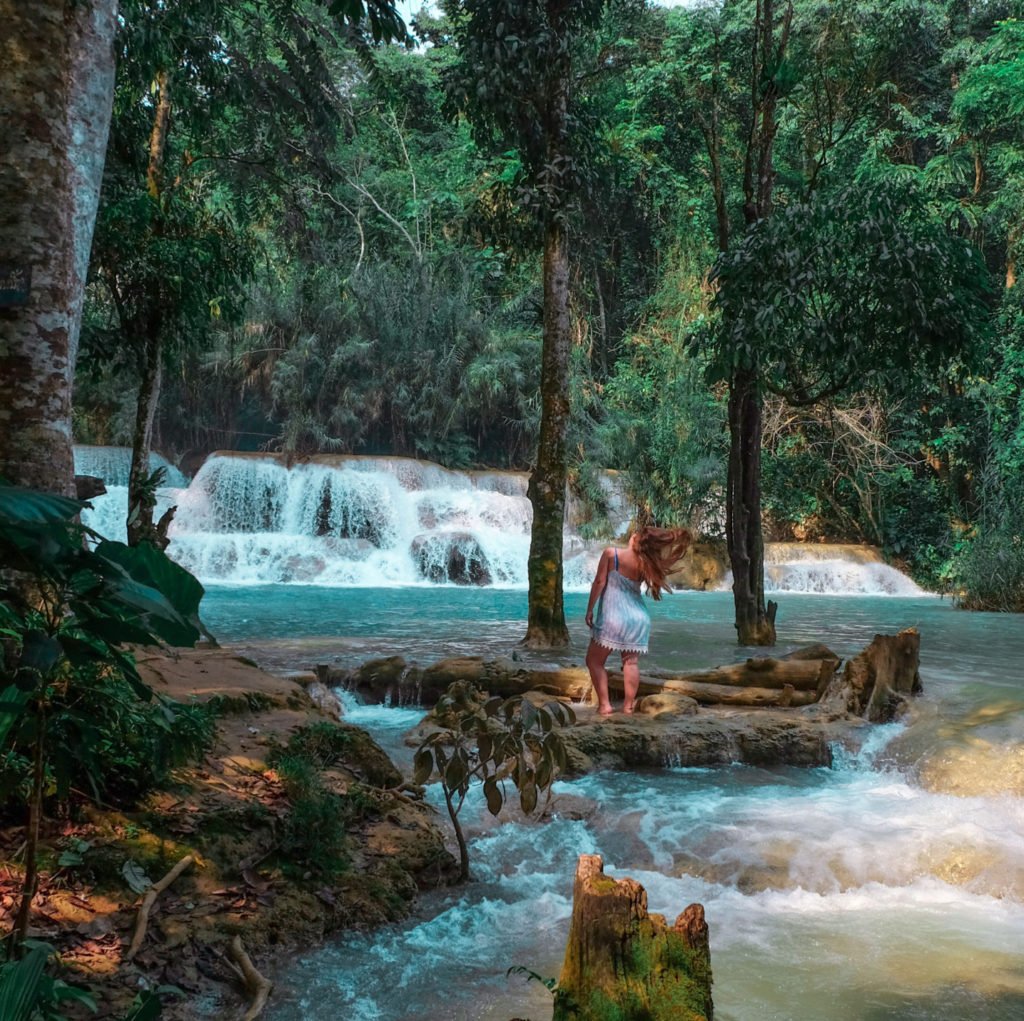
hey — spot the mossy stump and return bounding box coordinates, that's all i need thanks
[554,854,713,1021]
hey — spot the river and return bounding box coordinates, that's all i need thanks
[194,587,1024,1021]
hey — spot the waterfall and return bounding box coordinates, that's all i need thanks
[73,448,926,595]
[166,453,557,587]
[760,542,925,596]
[73,445,188,487]
[74,445,187,543]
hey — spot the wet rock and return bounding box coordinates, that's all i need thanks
[281,554,327,582]
[410,531,492,585]
[561,707,839,771]
[636,692,699,718]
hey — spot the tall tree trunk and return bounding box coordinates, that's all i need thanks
[524,21,572,650]
[0,0,118,496]
[524,214,572,648]
[723,0,791,647]
[127,324,163,546]
[126,70,171,546]
[727,369,777,645]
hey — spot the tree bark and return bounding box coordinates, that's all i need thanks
[555,854,713,1021]
[126,69,171,545]
[821,627,922,722]
[127,324,164,546]
[0,0,118,496]
[727,368,777,645]
[524,35,572,650]
[723,0,791,647]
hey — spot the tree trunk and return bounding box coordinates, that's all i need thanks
[523,51,572,649]
[555,854,713,1021]
[13,704,46,944]
[0,0,118,496]
[727,368,777,645]
[127,325,163,546]
[723,0,791,647]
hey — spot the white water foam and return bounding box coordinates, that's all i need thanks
[74,447,924,596]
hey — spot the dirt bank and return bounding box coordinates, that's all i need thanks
[0,647,456,1019]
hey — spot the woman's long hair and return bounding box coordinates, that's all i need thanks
[634,526,691,600]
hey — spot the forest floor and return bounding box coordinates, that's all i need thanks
[0,647,457,1019]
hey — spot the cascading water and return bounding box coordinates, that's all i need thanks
[258,595,1024,1021]
[75,446,187,542]
[761,542,925,596]
[76,446,924,596]
[166,453,542,586]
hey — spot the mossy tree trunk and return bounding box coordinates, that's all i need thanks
[524,214,572,648]
[555,854,713,1021]
[524,47,572,650]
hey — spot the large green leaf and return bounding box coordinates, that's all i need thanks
[0,943,48,1021]
[93,541,205,646]
[0,484,82,527]
[0,686,31,747]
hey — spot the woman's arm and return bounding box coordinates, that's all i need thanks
[585,549,613,628]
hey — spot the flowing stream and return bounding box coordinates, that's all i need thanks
[74,447,1024,1018]
[196,588,1024,1021]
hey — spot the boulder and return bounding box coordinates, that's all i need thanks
[636,692,699,718]
[410,532,492,585]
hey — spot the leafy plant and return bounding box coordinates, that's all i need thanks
[413,683,575,881]
[0,481,207,945]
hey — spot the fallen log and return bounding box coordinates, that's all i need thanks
[555,854,713,1021]
[659,680,818,708]
[659,657,835,692]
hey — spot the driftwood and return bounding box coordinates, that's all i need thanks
[125,853,194,961]
[658,680,817,708]
[345,649,841,709]
[227,935,273,1021]
[555,854,713,1021]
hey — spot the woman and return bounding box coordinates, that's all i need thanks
[584,526,691,715]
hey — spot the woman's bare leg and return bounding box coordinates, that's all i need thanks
[621,652,640,713]
[586,641,614,715]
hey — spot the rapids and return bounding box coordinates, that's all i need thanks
[194,589,1024,1021]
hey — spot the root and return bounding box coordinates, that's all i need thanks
[125,854,195,961]
[227,934,273,1020]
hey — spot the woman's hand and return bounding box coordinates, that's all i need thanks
[585,610,594,628]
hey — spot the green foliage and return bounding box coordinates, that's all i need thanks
[950,509,1024,612]
[0,938,177,1020]
[445,0,608,218]
[267,722,388,877]
[703,180,993,402]
[272,753,352,877]
[413,682,575,879]
[0,482,209,944]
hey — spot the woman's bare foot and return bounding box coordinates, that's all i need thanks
[598,704,614,716]
[622,700,636,715]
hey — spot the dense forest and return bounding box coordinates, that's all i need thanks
[67,0,1024,609]
[2,2,1024,1018]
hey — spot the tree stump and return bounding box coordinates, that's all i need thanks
[555,854,713,1021]
[826,627,922,721]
